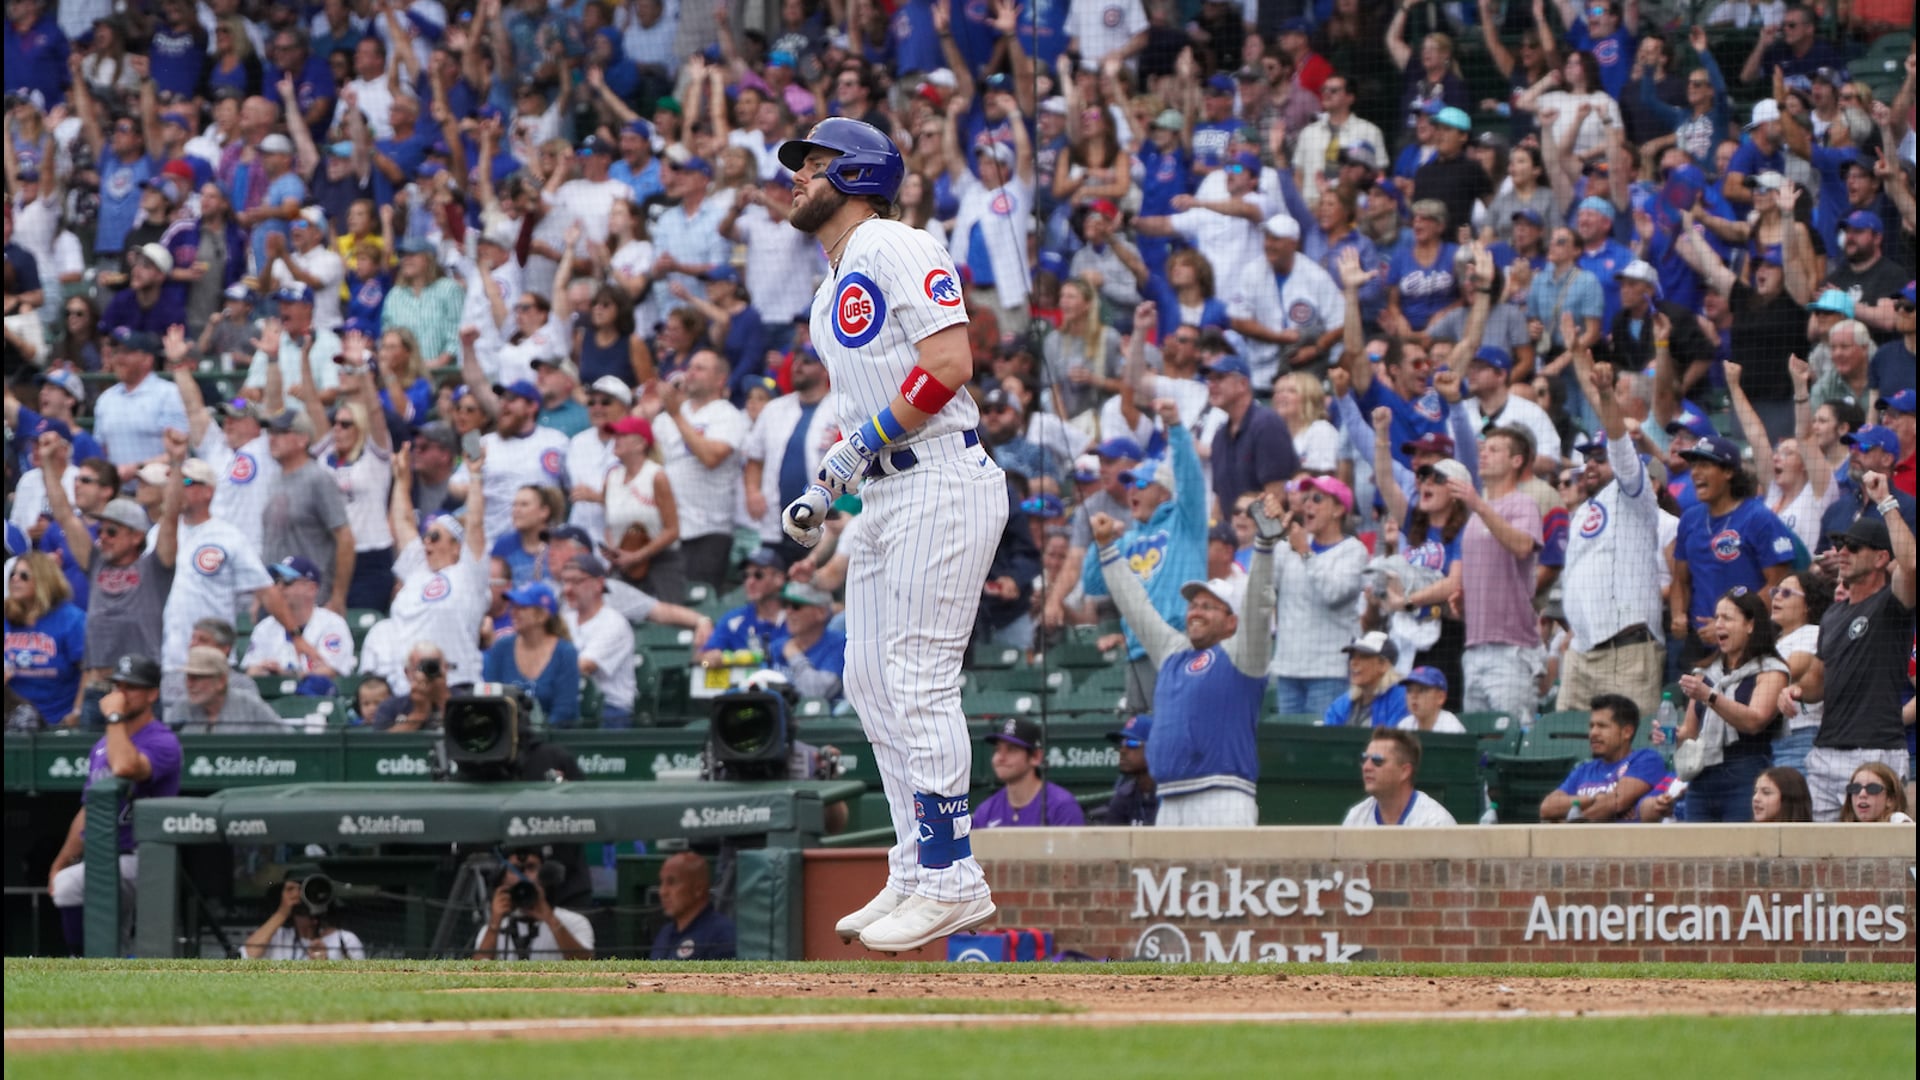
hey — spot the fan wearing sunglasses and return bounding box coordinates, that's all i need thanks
[1342,728,1457,827]
[1840,763,1913,823]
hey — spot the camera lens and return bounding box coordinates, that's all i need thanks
[508,879,537,909]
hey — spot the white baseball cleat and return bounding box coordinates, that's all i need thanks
[835,888,909,943]
[857,894,996,953]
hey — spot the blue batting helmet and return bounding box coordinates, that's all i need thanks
[777,117,904,201]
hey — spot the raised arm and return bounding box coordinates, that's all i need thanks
[39,439,93,565]
[1371,406,1410,526]
[1385,5,1413,72]
[1092,513,1186,667]
[458,327,502,416]
[164,326,216,447]
[1788,355,1832,501]
[1722,361,1774,466]
[1229,494,1283,676]
[1336,247,1375,394]
[388,441,422,550]
[1479,0,1517,78]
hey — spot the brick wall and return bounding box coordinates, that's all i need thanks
[972,827,1917,964]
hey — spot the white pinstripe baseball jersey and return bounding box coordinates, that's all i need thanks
[809,219,976,443]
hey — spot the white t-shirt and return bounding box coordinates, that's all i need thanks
[315,437,394,552]
[552,179,631,254]
[338,77,403,140]
[272,247,347,330]
[565,428,621,540]
[1341,790,1459,826]
[565,603,636,712]
[164,517,273,670]
[609,239,658,335]
[248,926,366,960]
[1766,479,1837,554]
[202,429,280,558]
[244,329,345,396]
[452,253,520,383]
[1776,622,1825,732]
[480,427,570,549]
[1294,419,1341,473]
[494,319,568,389]
[1465,393,1563,465]
[242,606,358,677]
[733,205,825,325]
[655,398,748,541]
[6,467,77,533]
[948,173,1033,307]
[742,392,838,544]
[1224,255,1347,391]
[1067,1,1148,65]
[1396,710,1466,734]
[387,538,489,684]
[1168,204,1269,310]
[473,906,596,959]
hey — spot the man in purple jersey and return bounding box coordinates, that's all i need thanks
[972,717,1085,828]
[46,654,183,953]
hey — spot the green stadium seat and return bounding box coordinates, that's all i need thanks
[1524,711,1593,755]
[1459,711,1518,740]
[1269,712,1322,726]
[253,675,296,700]
[270,696,334,725]
[961,690,1038,719]
[345,608,382,640]
[686,582,714,607]
[979,666,1070,694]
[969,645,1022,669]
[1049,685,1125,717]
[1042,641,1119,668]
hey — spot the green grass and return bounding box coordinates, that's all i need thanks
[2,962,1062,1028]
[6,1017,1912,1080]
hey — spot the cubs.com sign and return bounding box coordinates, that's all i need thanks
[1131,866,1374,964]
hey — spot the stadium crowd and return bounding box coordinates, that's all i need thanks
[3,0,1916,902]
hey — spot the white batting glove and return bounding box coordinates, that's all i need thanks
[816,433,877,498]
[782,484,831,548]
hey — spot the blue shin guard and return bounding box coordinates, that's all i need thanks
[913,792,973,869]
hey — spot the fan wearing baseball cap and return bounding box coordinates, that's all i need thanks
[973,719,1085,828]
[1089,491,1281,827]
[1877,387,1915,497]
[1671,434,1796,662]
[1269,475,1368,718]
[91,326,191,475]
[1095,715,1159,826]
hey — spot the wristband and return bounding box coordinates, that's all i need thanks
[1879,497,1901,517]
[856,406,910,450]
[900,365,957,414]
[1654,340,1670,349]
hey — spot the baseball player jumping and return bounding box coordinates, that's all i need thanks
[777,119,1008,952]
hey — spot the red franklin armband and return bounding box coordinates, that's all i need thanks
[900,366,957,413]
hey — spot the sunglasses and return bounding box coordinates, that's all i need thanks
[745,568,779,579]
[66,308,88,317]
[9,568,32,581]
[1847,782,1887,797]
[333,418,356,429]
[587,395,619,406]
[1834,539,1869,553]
[1773,586,1804,600]
[1359,753,1391,767]
[1688,79,1712,88]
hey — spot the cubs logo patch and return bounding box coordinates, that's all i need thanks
[1578,501,1608,539]
[321,634,345,653]
[1102,4,1122,27]
[832,272,887,347]
[192,544,228,576]
[228,452,257,484]
[990,190,1014,216]
[676,938,696,959]
[1413,390,1445,422]
[539,449,563,477]
[924,268,962,307]
[1593,39,1621,66]
[1405,540,1447,572]
[421,573,451,602]
[104,166,136,200]
[1287,300,1315,326]
[1185,651,1214,674]
[1709,529,1743,562]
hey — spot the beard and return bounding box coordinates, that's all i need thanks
[789,183,849,234]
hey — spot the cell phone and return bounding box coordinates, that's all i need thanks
[597,542,621,560]
[461,431,483,459]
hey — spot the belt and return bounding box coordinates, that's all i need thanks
[1591,624,1654,651]
[865,429,980,479]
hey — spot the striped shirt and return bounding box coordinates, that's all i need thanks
[381,276,466,364]
[655,398,748,541]
[92,373,189,466]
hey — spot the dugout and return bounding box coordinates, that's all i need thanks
[85,779,858,961]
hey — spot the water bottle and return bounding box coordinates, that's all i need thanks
[1656,693,1678,747]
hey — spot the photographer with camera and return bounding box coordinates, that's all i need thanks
[242,876,365,960]
[472,849,594,961]
[370,643,452,732]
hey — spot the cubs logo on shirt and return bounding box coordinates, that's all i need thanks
[1101,4,1122,26]
[832,272,887,348]
[104,164,137,200]
[228,452,258,484]
[1710,529,1743,562]
[989,190,1014,216]
[192,544,228,576]
[924,269,962,307]
[1593,39,1621,66]
[321,633,346,654]
[1287,300,1315,326]
[421,573,452,602]
[1124,533,1170,581]
[1185,650,1214,674]
[1578,501,1608,539]
[1405,540,1448,571]
[539,449,563,477]
[1413,389,1445,422]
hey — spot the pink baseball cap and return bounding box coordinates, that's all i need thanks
[1297,475,1353,513]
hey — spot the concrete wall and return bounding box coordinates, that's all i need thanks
[966,826,1917,964]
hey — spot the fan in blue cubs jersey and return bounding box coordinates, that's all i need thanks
[1539,695,1668,823]
[1670,434,1795,659]
[1091,493,1282,828]
[774,118,1007,953]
